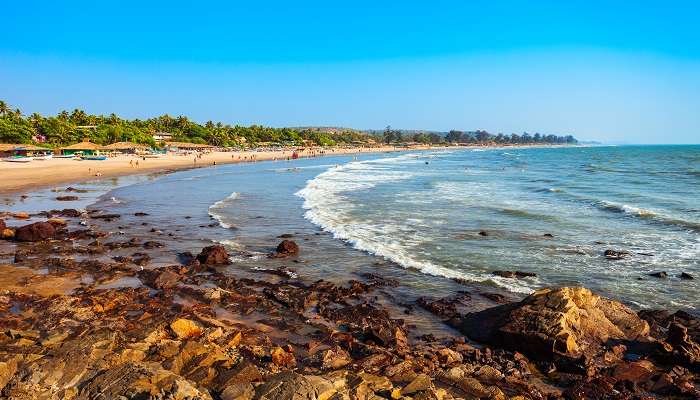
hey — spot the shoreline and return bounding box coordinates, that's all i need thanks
[0,145,418,195]
[0,143,579,196]
[0,188,697,398]
[0,145,698,398]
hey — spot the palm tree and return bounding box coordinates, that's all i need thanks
[0,101,9,116]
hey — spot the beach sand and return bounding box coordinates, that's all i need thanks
[0,145,419,194]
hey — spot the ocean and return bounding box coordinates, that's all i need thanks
[45,145,700,313]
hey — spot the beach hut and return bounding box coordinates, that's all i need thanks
[14,144,53,157]
[164,141,214,152]
[0,143,19,158]
[102,141,150,154]
[60,139,103,156]
[152,132,173,143]
[0,143,53,158]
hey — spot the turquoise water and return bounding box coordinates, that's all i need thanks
[297,145,700,310]
[34,145,697,313]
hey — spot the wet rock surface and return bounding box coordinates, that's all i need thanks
[0,207,697,399]
[14,221,57,242]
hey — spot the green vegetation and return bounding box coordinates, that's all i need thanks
[0,101,373,148]
[0,100,577,148]
[443,129,577,145]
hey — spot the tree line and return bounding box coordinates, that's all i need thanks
[380,126,577,145]
[0,100,577,148]
[0,101,371,148]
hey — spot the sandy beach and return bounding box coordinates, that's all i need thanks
[0,145,422,194]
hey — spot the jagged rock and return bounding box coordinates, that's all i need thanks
[649,271,668,278]
[14,221,56,242]
[460,287,650,360]
[322,346,352,370]
[437,348,463,366]
[221,382,255,400]
[612,360,655,384]
[275,240,299,257]
[679,272,694,280]
[271,346,297,368]
[139,267,181,289]
[401,373,433,395]
[170,318,203,339]
[665,323,700,369]
[197,245,231,265]
[255,371,332,400]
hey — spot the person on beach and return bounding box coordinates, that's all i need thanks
[129,160,133,168]
[135,160,139,168]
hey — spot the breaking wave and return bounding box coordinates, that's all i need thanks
[208,192,239,229]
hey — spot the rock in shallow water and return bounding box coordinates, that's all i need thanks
[274,239,299,257]
[196,244,231,265]
[14,221,56,242]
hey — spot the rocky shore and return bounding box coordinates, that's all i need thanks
[0,206,698,399]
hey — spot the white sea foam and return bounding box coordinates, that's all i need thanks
[296,156,537,294]
[208,192,240,229]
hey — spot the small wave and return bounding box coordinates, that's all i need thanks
[596,200,700,232]
[110,197,122,204]
[208,192,239,229]
[296,161,537,294]
[600,201,657,217]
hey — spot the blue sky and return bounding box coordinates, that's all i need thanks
[2,1,699,143]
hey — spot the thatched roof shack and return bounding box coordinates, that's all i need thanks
[102,142,150,154]
[165,142,214,151]
[0,143,52,157]
[60,140,104,155]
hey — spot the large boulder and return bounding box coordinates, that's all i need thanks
[196,245,231,265]
[460,287,650,360]
[14,222,56,242]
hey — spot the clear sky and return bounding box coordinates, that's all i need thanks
[2,1,699,143]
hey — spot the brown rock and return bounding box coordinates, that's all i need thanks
[170,318,203,339]
[0,219,5,231]
[666,322,700,368]
[460,287,650,360]
[56,196,79,201]
[437,348,463,366]
[271,346,297,368]
[12,212,29,219]
[1,228,14,240]
[221,383,255,400]
[47,218,67,226]
[196,245,231,265]
[322,346,352,370]
[492,270,536,278]
[255,371,323,399]
[401,373,433,395]
[14,221,56,242]
[275,239,299,257]
[139,267,181,289]
[613,360,655,384]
